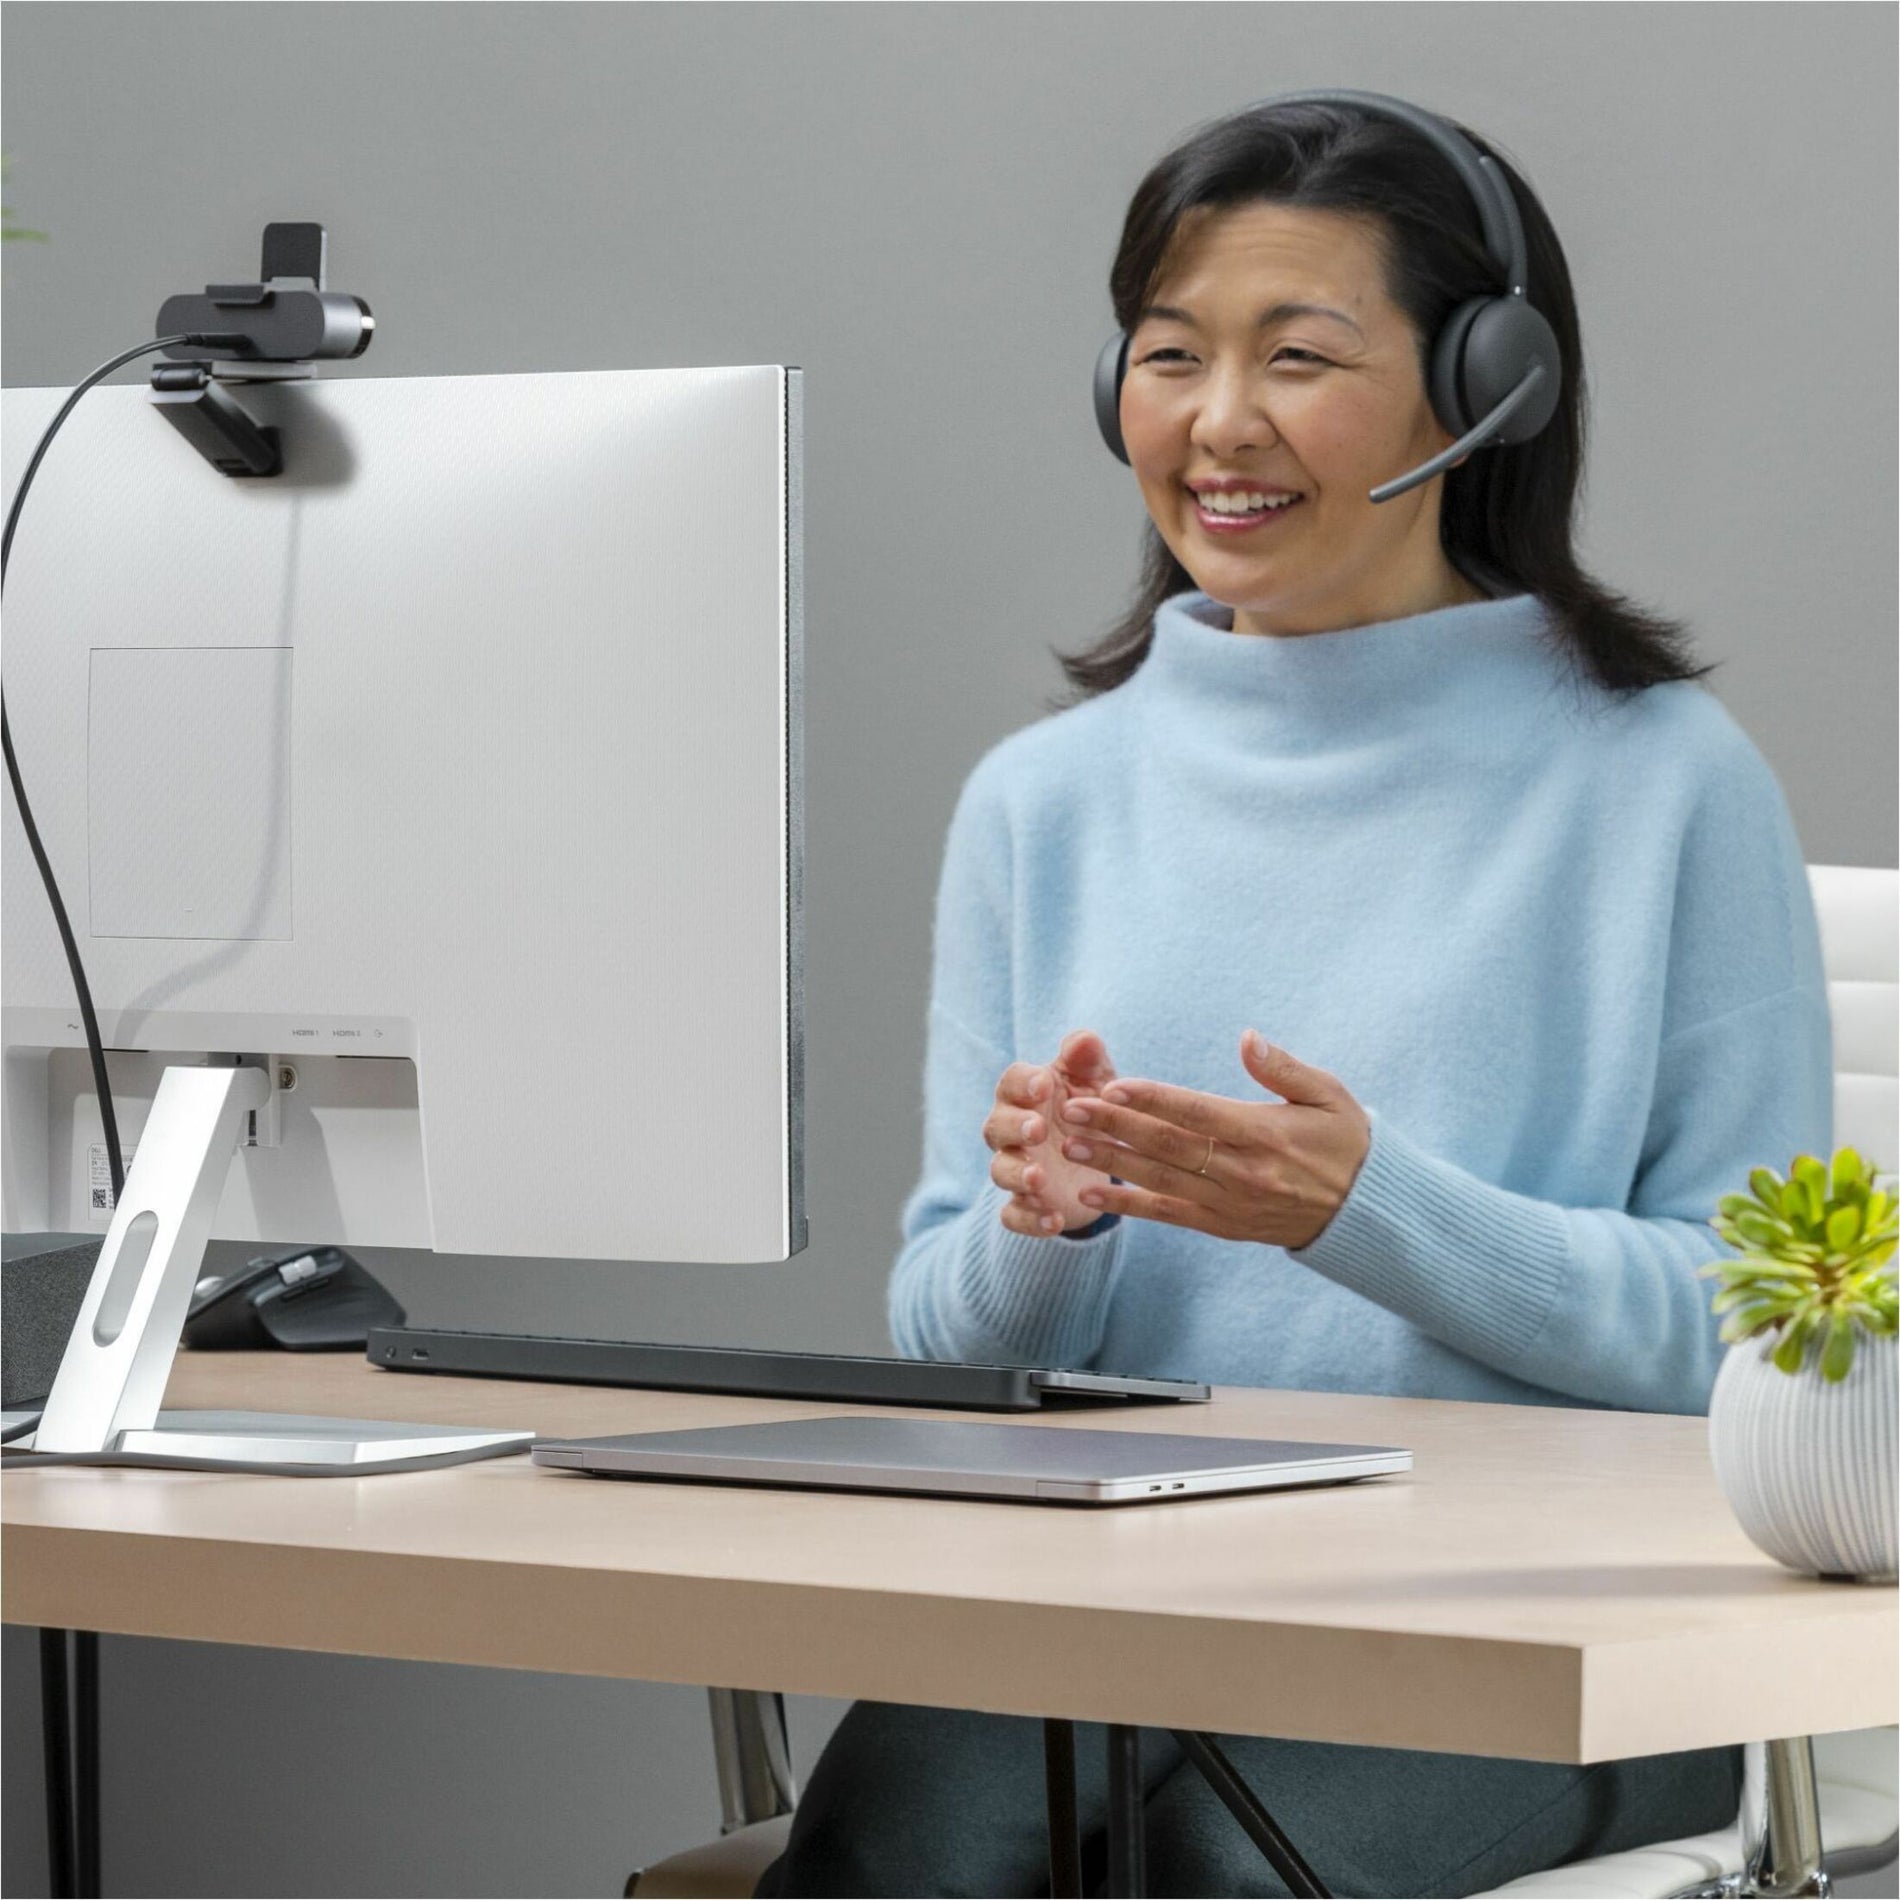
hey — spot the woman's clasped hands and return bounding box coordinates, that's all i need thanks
[983,1027,1373,1251]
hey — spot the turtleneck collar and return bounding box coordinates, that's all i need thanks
[1132,586,1576,749]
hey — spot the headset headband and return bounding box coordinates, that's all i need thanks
[1245,89,1528,294]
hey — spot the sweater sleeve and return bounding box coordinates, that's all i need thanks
[887,759,1129,1368]
[1290,717,1834,1416]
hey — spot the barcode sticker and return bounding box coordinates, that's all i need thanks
[87,1144,137,1223]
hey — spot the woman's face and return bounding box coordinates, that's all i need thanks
[1120,201,1483,636]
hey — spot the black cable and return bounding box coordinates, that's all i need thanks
[2,333,191,1206]
[8,339,205,1900]
[7,339,198,1900]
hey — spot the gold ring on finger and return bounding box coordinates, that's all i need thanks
[1193,1134,1217,1176]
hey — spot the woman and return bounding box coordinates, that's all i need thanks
[761,93,1832,1898]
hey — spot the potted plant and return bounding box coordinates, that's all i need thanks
[1702,1147,1898,1583]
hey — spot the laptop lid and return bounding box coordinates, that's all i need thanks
[531,1416,1412,1504]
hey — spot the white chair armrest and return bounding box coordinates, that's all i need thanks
[1479,1727,1898,1898]
[626,1814,793,1900]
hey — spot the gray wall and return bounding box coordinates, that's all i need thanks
[3,3,1894,1894]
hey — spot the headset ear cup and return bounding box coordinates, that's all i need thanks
[1428,298,1488,439]
[1458,298,1562,444]
[1094,331,1132,465]
[1430,297,1562,452]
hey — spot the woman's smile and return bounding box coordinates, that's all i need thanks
[1189,489,1306,535]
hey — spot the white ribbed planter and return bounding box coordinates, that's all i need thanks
[1708,1331,1897,1583]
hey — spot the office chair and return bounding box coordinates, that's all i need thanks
[627,866,1900,1900]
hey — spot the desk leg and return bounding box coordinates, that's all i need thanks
[1171,1731,1330,1899]
[1103,1725,1147,1898]
[36,1629,101,1900]
[39,1630,75,1899]
[1043,1720,1082,1899]
[74,1632,101,1898]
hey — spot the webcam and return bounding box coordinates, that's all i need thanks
[150,223,373,476]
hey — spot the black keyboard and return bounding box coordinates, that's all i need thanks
[367,1326,1209,1413]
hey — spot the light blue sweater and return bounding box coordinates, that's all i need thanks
[888,588,1833,1415]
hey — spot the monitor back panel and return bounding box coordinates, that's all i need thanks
[2,367,804,1262]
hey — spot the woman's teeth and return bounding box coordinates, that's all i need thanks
[1195,490,1298,514]
[1190,489,1303,531]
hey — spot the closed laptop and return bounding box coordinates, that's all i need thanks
[531,1415,1412,1504]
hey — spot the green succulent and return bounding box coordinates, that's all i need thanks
[1702,1147,1899,1380]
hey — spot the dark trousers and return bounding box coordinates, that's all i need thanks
[756,1701,1743,1898]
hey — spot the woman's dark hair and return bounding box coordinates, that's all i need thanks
[1055,98,1713,703]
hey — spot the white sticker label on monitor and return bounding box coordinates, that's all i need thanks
[87,1145,137,1222]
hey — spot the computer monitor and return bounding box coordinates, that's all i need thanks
[1,362,805,1467]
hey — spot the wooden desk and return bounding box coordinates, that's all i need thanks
[5,1353,1893,1765]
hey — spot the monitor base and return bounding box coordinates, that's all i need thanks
[8,1408,532,1474]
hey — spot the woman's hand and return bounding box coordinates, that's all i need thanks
[983,1029,1126,1236]
[1052,1030,1371,1250]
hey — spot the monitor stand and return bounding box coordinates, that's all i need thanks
[9,1061,532,1474]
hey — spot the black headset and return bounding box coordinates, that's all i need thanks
[1092,88,1563,503]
